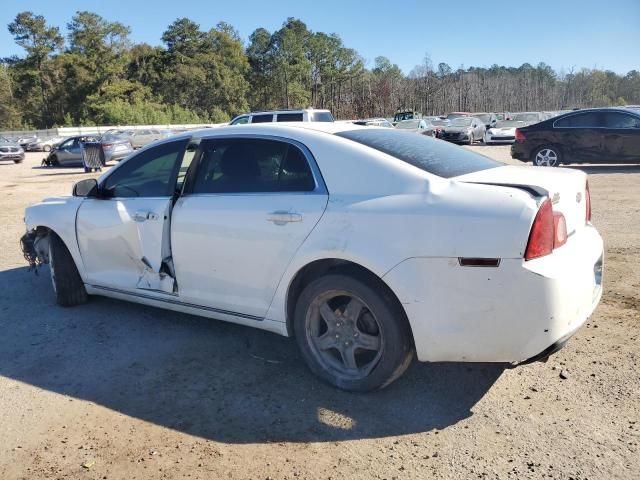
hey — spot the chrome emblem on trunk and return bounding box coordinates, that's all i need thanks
[551,192,561,204]
[576,192,582,203]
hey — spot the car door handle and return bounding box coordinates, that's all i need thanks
[133,210,159,222]
[267,211,303,225]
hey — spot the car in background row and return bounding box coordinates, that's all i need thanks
[0,136,25,163]
[128,129,172,149]
[26,137,64,152]
[392,110,422,124]
[395,119,435,136]
[44,133,134,167]
[472,112,498,129]
[511,107,640,166]
[440,117,485,144]
[230,109,334,125]
[446,112,472,120]
[353,118,394,128]
[484,112,548,145]
[429,118,450,138]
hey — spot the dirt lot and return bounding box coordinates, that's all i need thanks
[0,147,638,480]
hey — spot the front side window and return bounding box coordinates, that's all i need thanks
[192,139,315,194]
[230,116,249,125]
[603,112,640,129]
[102,139,188,198]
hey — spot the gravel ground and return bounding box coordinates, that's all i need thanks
[0,146,638,480]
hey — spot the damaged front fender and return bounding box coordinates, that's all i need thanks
[20,229,50,272]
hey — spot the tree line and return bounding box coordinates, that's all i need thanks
[1,11,639,129]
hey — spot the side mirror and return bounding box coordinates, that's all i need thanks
[73,178,98,198]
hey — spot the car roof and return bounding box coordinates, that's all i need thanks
[190,122,361,140]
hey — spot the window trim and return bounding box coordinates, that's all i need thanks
[97,138,190,200]
[182,134,328,197]
[551,111,622,129]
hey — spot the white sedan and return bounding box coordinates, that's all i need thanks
[21,123,603,391]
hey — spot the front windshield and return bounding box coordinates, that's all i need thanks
[512,113,540,122]
[101,132,129,141]
[474,114,491,123]
[394,112,414,122]
[431,119,448,126]
[446,113,466,120]
[450,118,473,127]
[495,120,524,128]
[396,120,421,129]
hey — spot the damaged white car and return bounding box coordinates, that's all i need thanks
[21,124,603,391]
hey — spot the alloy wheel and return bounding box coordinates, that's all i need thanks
[305,290,384,381]
[535,148,559,166]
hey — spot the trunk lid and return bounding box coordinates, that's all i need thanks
[456,165,588,235]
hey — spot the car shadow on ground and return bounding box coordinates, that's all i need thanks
[0,266,504,444]
[564,164,640,175]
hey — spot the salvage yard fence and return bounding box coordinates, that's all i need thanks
[0,123,223,140]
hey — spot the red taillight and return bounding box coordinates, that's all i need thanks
[515,128,526,142]
[585,180,591,222]
[102,143,113,149]
[553,212,567,248]
[525,199,554,260]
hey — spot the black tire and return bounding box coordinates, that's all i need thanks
[48,233,88,307]
[49,154,59,166]
[532,145,562,167]
[294,273,414,392]
[84,167,91,173]
[14,158,23,164]
[468,133,474,145]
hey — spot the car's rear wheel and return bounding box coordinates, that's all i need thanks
[43,145,51,152]
[294,273,414,391]
[49,233,88,307]
[533,146,561,167]
[13,158,23,164]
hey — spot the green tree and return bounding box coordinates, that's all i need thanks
[7,11,63,127]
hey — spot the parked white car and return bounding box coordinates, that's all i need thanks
[22,124,603,391]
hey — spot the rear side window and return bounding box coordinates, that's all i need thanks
[309,111,334,122]
[555,112,602,128]
[251,114,274,123]
[336,129,501,179]
[277,113,304,122]
[192,139,315,193]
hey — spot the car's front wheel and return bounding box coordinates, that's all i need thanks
[533,146,561,167]
[43,145,51,152]
[294,273,414,391]
[48,233,88,306]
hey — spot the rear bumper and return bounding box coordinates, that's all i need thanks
[383,225,603,363]
[510,142,531,161]
[105,149,133,162]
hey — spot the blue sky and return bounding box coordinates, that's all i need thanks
[1,0,639,74]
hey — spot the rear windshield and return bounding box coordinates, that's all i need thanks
[310,111,334,122]
[336,129,501,178]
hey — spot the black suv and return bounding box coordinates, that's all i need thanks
[511,108,640,166]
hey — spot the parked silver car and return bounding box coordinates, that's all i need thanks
[128,129,166,149]
[0,136,25,163]
[440,117,486,144]
[44,134,133,167]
